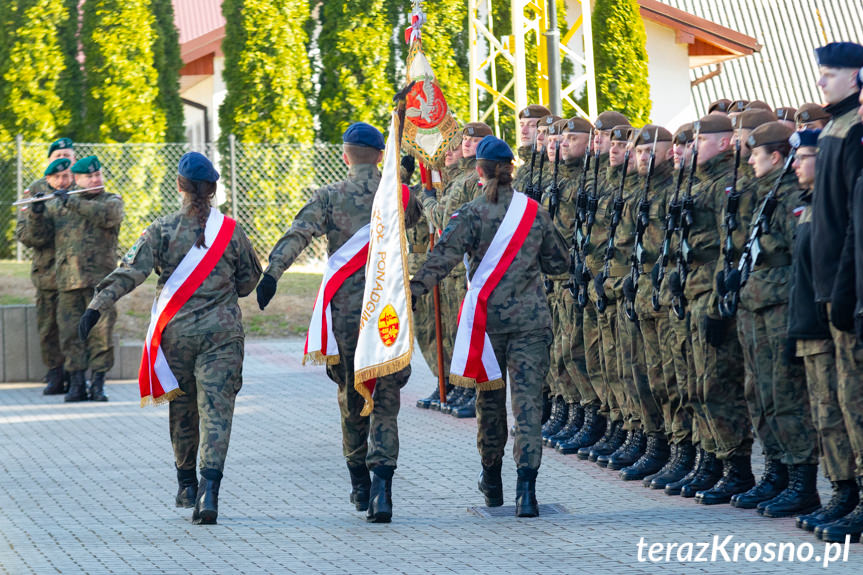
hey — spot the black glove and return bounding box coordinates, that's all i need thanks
[78,309,101,341]
[31,192,46,214]
[623,276,636,301]
[423,187,436,200]
[54,188,69,205]
[409,280,428,312]
[668,271,684,298]
[704,316,728,348]
[256,274,278,310]
[715,270,727,297]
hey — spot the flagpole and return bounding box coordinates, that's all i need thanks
[420,164,448,408]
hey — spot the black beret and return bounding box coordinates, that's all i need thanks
[476,136,514,162]
[594,111,630,131]
[747,122,794,149]
[814,42,863,69]
[464,122,493,138]
[343,122,385,150]
[48,137,73,157]
[71,156,101,174]
[44,158,71,176]
[178,152,220,182]
[518,104,552,119]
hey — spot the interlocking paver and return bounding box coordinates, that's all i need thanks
[0,338,861,573]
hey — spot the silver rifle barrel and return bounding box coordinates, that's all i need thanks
[14,185,105,207]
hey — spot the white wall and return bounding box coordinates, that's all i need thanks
[643,20,696,130]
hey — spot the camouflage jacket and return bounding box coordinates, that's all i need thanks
[15,178,57,290]
[412,185,569,334]
[543,158,582,281]
[421,157,479,232]
[513,145,537,196]
[739,169,799,311]
[29,189,124,291]
[89,207,262,338]
[406,183,432,274]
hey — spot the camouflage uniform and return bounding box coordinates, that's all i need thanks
[737,169,816,465]
[266,164,421,470]
[15,178,63,370]
[413,185,569,470]
[29,189,123,373]
[88,208,262,472]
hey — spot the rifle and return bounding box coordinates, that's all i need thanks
[14,185,105,206]
[595,145,631,314]
[544,140,562,294]
[717,133,743,318]
[624,132,659,321]
[567,130,593,303]
[524,133,539,200]
[722,148,798,311]
[671,121,701,320]
[577,146,603,309]
[532,139,547,203]
[651,153,686,311]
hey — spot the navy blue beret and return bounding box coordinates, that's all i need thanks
[791,129,821,148]
[343,122,385,150]
[476,136,514,162]
[178,152,219,183]
[814,42,863,69]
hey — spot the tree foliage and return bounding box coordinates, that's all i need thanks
[592,0,651,125]
[150,0,185,142]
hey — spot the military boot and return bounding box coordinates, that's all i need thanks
[192,468,222,525]
[347,463,371,511]
[729,458,787,509]
[620,433,670,481]
[417,385,441,409]
[680,451,721,498]
[607,428,648,471]
[175,467,197,508]
[452,388,477,418]
[587,419,625,462]
[541,396,567,445]
[431,381,454,411]
[798,480,859,532]
[643,442,677,487]
[442,386,466,414]
[665,446,704,495]
[557,405,606,455]
[651,441,695,490]
[88,372,109,401]
[760,464,821,518]
[695,454,755,505]
[515,468,539,518]
[367,466,394,523]
[478,461,503,507]
[548,403,584,448]
[42,367,65,395]
[816,477,863,543]
[64,370,88,402]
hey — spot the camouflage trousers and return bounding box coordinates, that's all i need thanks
[738,305,817,465]
[476,328,552,471]
[690,292,751,459]
[166,331,244,472]
[616,300,652,432]
[58,287,116,373]
[35,288,64,370]
[583,304,619,419]
[440,271,467,377]
[547,280,583,404]
[597,300,628,426]
[669,309,700,448]
[410,254,451,381]
[829,321,863,476]
[632,309,680,438]
[798,339,856,481]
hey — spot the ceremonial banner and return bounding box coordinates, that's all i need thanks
[353,111,414,416]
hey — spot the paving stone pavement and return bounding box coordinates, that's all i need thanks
[1,338,861,575]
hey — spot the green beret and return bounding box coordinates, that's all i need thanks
[48,137,73,157]
[747,122,794,149]
[634,124,672,145]
[518,104,552,119]
[696,115,733,134]
[44,158,71,176]
[71,155,101,174]
[594,111,630,131]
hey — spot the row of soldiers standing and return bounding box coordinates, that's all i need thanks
[407,41,863,544]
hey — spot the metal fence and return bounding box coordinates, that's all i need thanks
[0,137,350,264]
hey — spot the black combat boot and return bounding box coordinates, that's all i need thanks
[515,468,539,518]
[367,466,394,523]
[64,370,88,402]
[175,467,197,508]
[798,479,858,532]
[729,458,787,509]
[593,424,629,467]
[442,386,466,414]
[643,442,677,487]
[430,381,454,411]
[348,463,371,511]
[557,405,606,455]
[478,461,503,507]
[621,433,670,481]
[541,397,567,444]
[452,388,477,418]
[42,367,65,395]
[585,419,623,461]
[192,468,222,525]
[665,446,704,495]
[416,386,440,409]
[88,372,109,401]
[607,428,647,471]
[680,451,721,498]
[548,403,584,448]
[695,454,755,505]
[760,464,820,518]
[816,477,863,543]
[651,441,695,490]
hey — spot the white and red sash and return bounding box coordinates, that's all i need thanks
[450,192,538,390]
[139,208,236,406]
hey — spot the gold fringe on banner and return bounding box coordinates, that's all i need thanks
[354,352,413,417]
[450,374,505,391]
[302,352,341,366]
[140,387,184,408]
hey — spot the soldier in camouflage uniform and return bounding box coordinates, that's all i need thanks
[513,105,552,196]
[411,136,569,517]
[795,103,831,131]
[27,156,124,403]
[257,123,422,523]
[729,122,819,517]
[15,138,75,394]
[82,152,261,525]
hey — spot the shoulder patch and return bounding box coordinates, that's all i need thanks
[123,232,147,265]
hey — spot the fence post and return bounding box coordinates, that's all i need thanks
[15,135,23,261]
[229,134,237,221]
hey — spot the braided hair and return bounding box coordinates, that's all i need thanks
[476,159,514,204]
[178,175,217,248]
